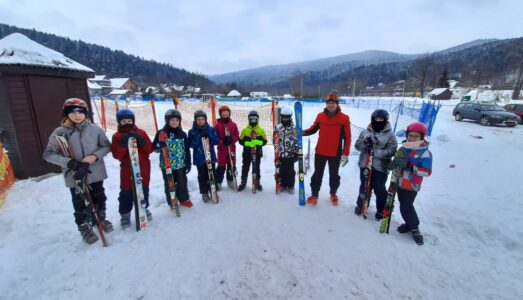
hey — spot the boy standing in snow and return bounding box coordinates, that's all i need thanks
[152,109,192,208]
[111,109,154,229]
[238,110,267,192]
[388,122,432,245]
[303,91,351,205]
[43,98,113,244]
[213,105,239,190]
[354,109,397,219]
[275,106,299,194]
[188,110,220,202]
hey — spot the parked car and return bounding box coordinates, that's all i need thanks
[452,102,519,127]
[503,104,523,124]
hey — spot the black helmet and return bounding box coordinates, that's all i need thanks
[248,110,259,118]
[371,109,389,122]
[194,109,207,121]
[165,109,181,122]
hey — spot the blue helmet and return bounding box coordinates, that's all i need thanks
[116,109,135,124]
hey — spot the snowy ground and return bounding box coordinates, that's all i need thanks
[1,101,522,299]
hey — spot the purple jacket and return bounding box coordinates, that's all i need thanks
[214,118,239,166]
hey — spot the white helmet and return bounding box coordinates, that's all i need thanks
[280,106,293,117]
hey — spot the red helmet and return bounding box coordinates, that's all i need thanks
[218,105,231,116]
[406,122,428,137]
[62,98,88,117]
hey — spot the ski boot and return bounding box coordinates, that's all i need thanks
[216,183,222,191]
[306,195,318,205]
[411,228,424,245]
[227,180,234,190]
[202,194,211,203]
[181,200,193,208]
[330,194,339,206]
[238,181,246,191]
[120,213,131,229]
[146,209,153,222]
[287,187,295,194]
[276,186,282,194]
[256,184,263,192]
[375,212,384,221]
[397,223,409,234]
[354,206,362,216]
[97,210,114,232]
[78,223,98,244]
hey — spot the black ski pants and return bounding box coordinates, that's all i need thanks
[216,163,236,184]
[118,186,150,215]
[241,151,261,184]
[310,154,341,196]
[397,188,420,230]
[161,168,190,205]
[197,164,216,194]
[279,157,296,188]
[69,181,107,226]
[356,168,388,214]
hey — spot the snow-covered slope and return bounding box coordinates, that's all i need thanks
[0,102,522,299]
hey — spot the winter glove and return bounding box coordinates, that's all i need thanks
[73,168,89,181]
[128,131,145,147]
[388,155,408,171]
[185,163,192,174]
[155,141,167,149]
[67,159,89,172]
[341,155,349,167]
[363,136,374,151]
[223,135,233,146]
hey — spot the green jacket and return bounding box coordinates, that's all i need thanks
[239,124,267,156]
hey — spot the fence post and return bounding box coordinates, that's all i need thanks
[210,96,217,126]
[150,99,159,132]
[101,96,107,131]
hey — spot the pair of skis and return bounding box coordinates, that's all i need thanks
[128,137,149,231]
[360,147,374,219]
[55,135,109,246]
[224,125,238,192]
[380,148,406,234]
[273,129,282,194]
[159,131,181,217]
[202,137,219,203]
[295,102,306,206]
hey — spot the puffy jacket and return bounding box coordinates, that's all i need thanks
[188,122,220,166]
[275,122,298,159]
[214,118,239,166]
[152,125,191,171]
[239,124,267,157]
[303,107,351,157]
[112,125,154,190]
[355,122,397,173]
[398,141,432,192]
[43,119,111,188]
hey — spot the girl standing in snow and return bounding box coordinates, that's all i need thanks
[152,109,192,208]
[274,106,299,194]
[388,122,433,245]
[354,109,397,219]
[213,105,239,190]
[43,98,113,245]
[111,109,154,228]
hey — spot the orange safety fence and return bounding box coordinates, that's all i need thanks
[0,142,16,208]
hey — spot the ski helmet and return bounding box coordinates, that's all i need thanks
[406,122,428,138]
[248,110,259,118]
[62,98,88,117]
[218,105,231,117]
[280,106,293,117]
[165,109,182,122]
[371,109,389,122]
[325,91,339,103]
[194,109,207,121]
[116,109,135,124]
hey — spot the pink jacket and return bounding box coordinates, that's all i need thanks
[214,118,239,166]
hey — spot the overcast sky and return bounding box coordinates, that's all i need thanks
[1,0,522,75]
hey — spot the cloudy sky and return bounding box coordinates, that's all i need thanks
[1,0,522,75]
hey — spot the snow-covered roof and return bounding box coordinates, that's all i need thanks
[94,75,107,81]
[87,80,101,90]
[429,88,450,95]
[227,90,241,97]
[110,78,130,89]
[108,89,132,95]
[0,33,93,73]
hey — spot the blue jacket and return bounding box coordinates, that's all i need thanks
[153,125,191,171]
[188,122,219,166]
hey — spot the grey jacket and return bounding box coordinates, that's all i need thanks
[43,121,111,188]
[354,122,398,173]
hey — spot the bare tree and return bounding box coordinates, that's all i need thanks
[513,60,523,99]
[415,54,435,98]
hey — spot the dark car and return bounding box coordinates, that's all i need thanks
[504,104,523,124]
[452,102,519,127]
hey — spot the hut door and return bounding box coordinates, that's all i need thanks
[27,76,68,172]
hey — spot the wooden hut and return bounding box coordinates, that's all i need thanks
[0,33,95,179]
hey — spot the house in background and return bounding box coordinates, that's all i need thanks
[110,78,138,91]
[0,33,94,179]
[428,88,453,100]
[227,90,241,97]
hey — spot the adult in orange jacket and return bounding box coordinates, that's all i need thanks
[303,91,351,205]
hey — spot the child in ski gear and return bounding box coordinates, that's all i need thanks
[238,110,267,191]
[43,98,112,244]
[275,106,299,193]
[388,122,432,245]
[303,91,351,205]
[214,105,239,190]
[188,110,220,202]
[152,109,192,208]
[111,109,154,228]
[354,109,397,219]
